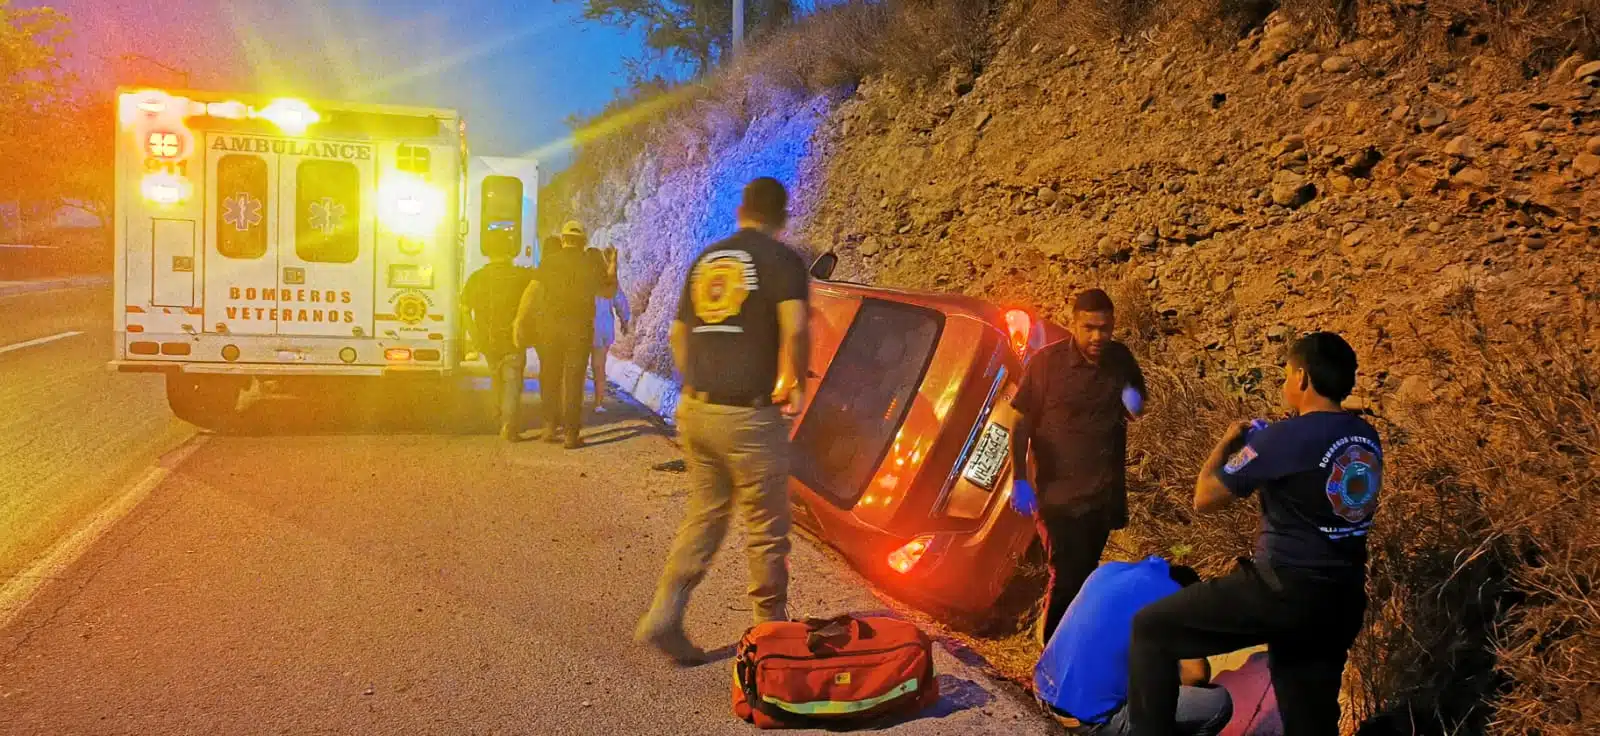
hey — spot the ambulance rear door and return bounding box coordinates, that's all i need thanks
[204,133,281,335]
[275,141,377,337]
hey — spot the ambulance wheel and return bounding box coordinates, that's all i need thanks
[166,374,245,431]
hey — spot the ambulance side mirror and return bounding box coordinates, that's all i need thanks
[809,252,838,281]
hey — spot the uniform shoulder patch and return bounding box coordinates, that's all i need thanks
[1224,445,1258,474]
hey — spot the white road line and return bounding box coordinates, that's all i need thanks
[0,435,209,632]
[0,330,84,356]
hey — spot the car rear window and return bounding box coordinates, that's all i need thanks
[791,299,942,509]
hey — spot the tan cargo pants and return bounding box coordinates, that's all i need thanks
[643,396,792,630]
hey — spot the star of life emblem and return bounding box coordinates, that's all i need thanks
[309,197,346,236]
[222,192,263,232]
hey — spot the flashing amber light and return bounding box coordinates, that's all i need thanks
[256,98,320,135]
[206,101,248,119]
[141,173,189,205]
[385,347,412,362]
[887,535,934,574]
[1004,309,1032,357]
[120,90,178,126]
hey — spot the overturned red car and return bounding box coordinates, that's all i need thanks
[785,254,1067,621]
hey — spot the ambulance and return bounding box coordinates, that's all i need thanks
[110,88,537,427]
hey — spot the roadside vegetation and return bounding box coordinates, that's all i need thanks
[0,3,111,251]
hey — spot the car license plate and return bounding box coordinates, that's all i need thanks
[961,422,1010,490]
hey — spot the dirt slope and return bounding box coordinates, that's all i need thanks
[801,14,1597,417]
[549,9,1599,733]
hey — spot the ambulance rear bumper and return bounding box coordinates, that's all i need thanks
[108,360,449,378]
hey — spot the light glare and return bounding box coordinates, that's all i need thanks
[256,99,321,135]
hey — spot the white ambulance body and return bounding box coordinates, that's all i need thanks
[111,88,472,426]
[464,156,540,272]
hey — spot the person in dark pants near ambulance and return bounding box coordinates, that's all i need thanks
[1125,332,1381,736]
[536,221,610,449]
[1010,288,1147,646]
[461,240,534,442]
[636,177,810,665]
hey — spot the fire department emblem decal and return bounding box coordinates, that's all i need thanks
[691,255,753,325]
[222,192,263,232]
[1325,444,1381,524]
[394,292,428,325]
[309,197,346,236]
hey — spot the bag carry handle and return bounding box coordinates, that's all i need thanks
[802,615,873,652]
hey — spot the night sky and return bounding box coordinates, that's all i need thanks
[28,0,648,172]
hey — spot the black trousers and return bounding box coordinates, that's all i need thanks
[1126,560,1367,736]
[537,335,590,432]
[1037,507,1113,645]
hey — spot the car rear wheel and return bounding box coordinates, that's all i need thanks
[166,374,246,431]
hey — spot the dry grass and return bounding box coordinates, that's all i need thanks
[1346,301,1600,735]
[953,281,1599,735]
[743,0,992,91]
[1117,293,1598,734]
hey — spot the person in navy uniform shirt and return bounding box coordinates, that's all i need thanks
[1125,332,1382,736]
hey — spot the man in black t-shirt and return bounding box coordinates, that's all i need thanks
[1010,288,1147,646]
[1126,332,1382,736]
[635,177,810,665]
[535,221,611,448]
[461,245,534,441]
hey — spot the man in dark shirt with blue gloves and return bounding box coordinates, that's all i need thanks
[1010,288,1147,646]
[1126,332,1382,736]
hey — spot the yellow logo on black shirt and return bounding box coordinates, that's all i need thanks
[691,251,756,325]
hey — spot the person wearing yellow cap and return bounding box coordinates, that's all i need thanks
[534,220,612,448]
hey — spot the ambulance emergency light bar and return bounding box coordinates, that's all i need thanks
[119,90,322,136]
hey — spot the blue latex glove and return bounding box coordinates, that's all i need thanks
[1121,385,1144,416]
[1010,478,1039,517]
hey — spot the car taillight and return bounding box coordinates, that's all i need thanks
[887,535,934,574]
[1004,309,1031,357]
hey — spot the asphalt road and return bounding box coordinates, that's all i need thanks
[0,284,1057,735]
[0,285,193,593]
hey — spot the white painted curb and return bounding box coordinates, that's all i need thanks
[606,355,678,425]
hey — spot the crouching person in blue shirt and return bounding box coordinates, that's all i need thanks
[1037,556,1232,735]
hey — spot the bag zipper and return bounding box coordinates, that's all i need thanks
[748,640,927,665]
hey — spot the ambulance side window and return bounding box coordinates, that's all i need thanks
[295,160,361,264]
[217,155,268,259]
[480,175,521,259]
